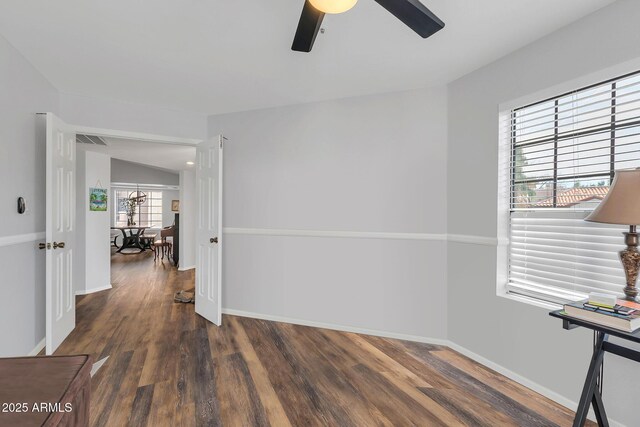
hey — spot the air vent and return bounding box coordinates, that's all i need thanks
[76,134,107,146]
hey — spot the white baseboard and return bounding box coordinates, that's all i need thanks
[221,308,449,346]
[445,341,572,404]
[75,284,112,296]
[221,307,624,427]
[444,342,626,426]
[28,338,45,356]
[178,265,195,271]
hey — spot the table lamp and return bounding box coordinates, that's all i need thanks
[586,169,640,301]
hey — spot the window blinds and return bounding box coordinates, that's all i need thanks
[508,211,628,304]
[507,71,640,304]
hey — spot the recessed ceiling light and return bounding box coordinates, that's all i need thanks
[186,161,194,165]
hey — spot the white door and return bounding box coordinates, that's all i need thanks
[195,135,224,325]
[45,113,76,354]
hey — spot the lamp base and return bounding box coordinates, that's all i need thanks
[620,229,640,302]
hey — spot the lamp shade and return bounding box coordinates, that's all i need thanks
[586,169,640,225]
[309,0,357,14]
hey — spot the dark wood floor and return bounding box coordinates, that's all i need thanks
[53,251,590,426]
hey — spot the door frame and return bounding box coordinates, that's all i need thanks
[44,120,209,352]
[70,125,203,147]
[69,122,205,272]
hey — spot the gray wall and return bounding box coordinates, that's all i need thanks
[59,92,207,140]
[111,158,179,187]
[447,1,640,426]
[209,87,449,339]
[162,189,179,228]
[75,149,111,294]
[0,33,58,356]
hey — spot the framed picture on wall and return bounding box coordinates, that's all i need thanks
[171,200,180,212]
[89,188,108,212]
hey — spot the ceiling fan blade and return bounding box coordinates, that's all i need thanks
[373,0,444,38]
[291,0,325,52]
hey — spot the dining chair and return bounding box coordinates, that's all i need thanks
[153,226,174,262]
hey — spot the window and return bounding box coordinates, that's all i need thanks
[114,189,163,227]
[506,71,640,305]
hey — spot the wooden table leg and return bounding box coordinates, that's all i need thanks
[132,229,145,251]
[115,230,128,253]
[116,229,145,253]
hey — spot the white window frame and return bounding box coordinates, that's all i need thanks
[496,59,640,309]
[113,187,163,228]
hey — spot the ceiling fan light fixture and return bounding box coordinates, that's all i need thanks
[309,0,357,14]
[292,0,444,53]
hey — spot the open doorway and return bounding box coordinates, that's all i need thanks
[74,134,197,296]
[42,114,223,354]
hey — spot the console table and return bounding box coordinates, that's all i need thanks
[550,310,640,427]
[0,355,92,426]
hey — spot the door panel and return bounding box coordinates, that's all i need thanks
[46,113,76,354]
[195,135,223,325]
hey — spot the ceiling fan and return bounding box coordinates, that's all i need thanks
[291,0,445,53]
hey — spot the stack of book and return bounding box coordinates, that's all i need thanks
[563,296,640,333]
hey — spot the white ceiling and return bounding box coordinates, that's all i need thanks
[80,137,195,172]
[0,0,615,115]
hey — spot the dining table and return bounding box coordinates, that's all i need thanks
[111,225,155,253]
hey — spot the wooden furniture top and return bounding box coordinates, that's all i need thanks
[0,355,92,426]
[110,226,152,230]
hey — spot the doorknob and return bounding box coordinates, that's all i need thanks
[38,243,51,250]
[210,237,218,244]
[53,242,65,249]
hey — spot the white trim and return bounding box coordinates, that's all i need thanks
[221,307,621,426]
[178,265,195,271]
[223,227,447,242]
[445,341,624,427]
[75,284,112,296]
[70,124,202,146]
[497,288,562,311]
[111,182,180,191]
[0,232,46,248]
[28,338,45,356]
[216,135,224,325]
[498,57,640,113]
[222,228,502,247]
[447,234,503,246]
[221,308,450,346]
[447,341,572,408]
